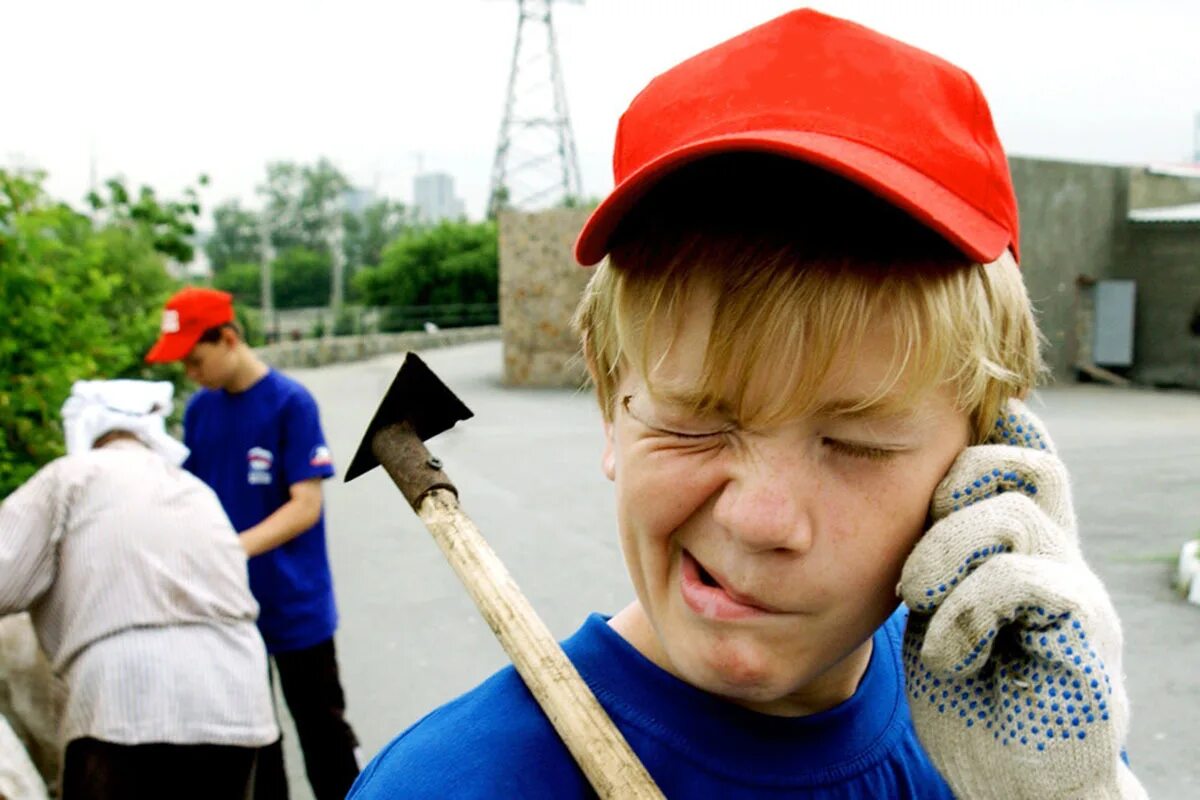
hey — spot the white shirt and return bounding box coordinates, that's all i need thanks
[0,440,277,747]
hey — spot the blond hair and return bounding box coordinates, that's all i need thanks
[573,155,1044,443]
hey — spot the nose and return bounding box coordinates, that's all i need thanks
[710,447,815,554]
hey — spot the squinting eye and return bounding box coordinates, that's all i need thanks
[822,438,898,461]
[622,395,729,440]
[659,427,726,441]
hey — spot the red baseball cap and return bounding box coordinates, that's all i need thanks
[144,287,235,363]
[574,9,1019,266]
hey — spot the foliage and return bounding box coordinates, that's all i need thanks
[354,220,498,312]
[342,198,413,272]
[258,158,349,255]
[212,261,262,306]
[205,200,261,273]
[1,170,200,496]
[271,247,332,308]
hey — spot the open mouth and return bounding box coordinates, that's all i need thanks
[679,550,777,619]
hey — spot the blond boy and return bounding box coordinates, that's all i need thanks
[350,10,1144,798]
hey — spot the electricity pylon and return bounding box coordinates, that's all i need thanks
[488,0,583,218]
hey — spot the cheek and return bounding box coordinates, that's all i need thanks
[826,466,935,582]
[616,447,725,543]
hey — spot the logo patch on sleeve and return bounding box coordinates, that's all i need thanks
[310,445,333,467]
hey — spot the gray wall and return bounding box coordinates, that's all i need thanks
[1008,156,1131,382]
[1114,222,1200,388]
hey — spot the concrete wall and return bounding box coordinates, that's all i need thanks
[498,208,592,388]
[1114,222,1200,388]
[1008,156,1131,383]
[255,325,501,370]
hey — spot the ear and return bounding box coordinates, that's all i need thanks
[219,326,240,349]
[601,417,617,482]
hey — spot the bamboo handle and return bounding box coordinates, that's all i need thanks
[416,489,664,799]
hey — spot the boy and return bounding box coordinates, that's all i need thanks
[145,289,360,800]
[350,9,1145,798]
[0,380,277,799]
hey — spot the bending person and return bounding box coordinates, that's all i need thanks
[0,380,277,800]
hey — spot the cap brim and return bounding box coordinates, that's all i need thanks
[144,331,202,364]
[574,131,1012,266]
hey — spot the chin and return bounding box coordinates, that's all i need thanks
[684,638,792,699]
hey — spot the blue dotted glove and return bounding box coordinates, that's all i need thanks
[899,399,1146,799]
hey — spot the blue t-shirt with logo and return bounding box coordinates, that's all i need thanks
[183,369,337,654]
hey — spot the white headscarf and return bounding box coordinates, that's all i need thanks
[61,380,190,466]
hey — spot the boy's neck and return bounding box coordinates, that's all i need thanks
[224,344,270,394]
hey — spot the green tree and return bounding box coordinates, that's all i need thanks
[343,198,413,270]
[273,247,332,308]
[258,158,349,255]
[211,261,262,306]
[205,200,261,273]
[1,169,200,496]
[354,220,498,311]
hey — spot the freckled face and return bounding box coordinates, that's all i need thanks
[603,286,970,716]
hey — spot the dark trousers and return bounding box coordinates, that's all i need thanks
[62,738,257,800]
[254,637,360,800]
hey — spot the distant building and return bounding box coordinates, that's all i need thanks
[413,172,465,224]
[342,187,376,216]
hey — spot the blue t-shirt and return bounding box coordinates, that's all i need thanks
[183,369,338,654]
[349,607,952,798]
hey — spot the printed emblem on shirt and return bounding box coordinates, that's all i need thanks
[161,309,180,333]
[247,447,274,485]
[310,444,333,468]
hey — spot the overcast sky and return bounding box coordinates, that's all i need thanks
[5,0,1199,224]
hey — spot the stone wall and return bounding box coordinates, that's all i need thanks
[255,325,501,370]
[498,208,592,388]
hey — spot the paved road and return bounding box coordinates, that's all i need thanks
[278,340,1200,799]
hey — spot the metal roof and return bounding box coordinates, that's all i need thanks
[1128,202,1200,223]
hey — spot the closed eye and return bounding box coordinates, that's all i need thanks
[822,437,900,461]
[622,395,731,440]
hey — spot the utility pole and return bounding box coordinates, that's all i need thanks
[329,198,346,326]
[257,214,276,341]
[488,0,583,217]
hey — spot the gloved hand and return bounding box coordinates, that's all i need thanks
[899,399,1147,800]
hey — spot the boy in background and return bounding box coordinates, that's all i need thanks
[147,289,359,800]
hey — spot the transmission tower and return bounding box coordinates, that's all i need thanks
[488,0,583,218]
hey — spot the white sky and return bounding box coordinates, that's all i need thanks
[5,0,1199,224]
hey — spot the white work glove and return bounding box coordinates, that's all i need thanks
[899,399,1147,800]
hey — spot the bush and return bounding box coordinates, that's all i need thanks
[0,170,196,496]
[354,220,498,309]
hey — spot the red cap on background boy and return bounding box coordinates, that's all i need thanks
[144,287,234,363]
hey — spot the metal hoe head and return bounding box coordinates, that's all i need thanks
[344,353,474,482]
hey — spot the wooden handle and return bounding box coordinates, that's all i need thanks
[416,489,664,799]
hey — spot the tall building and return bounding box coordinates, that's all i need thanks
[413,172,465,224]
[342,187,376,215]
